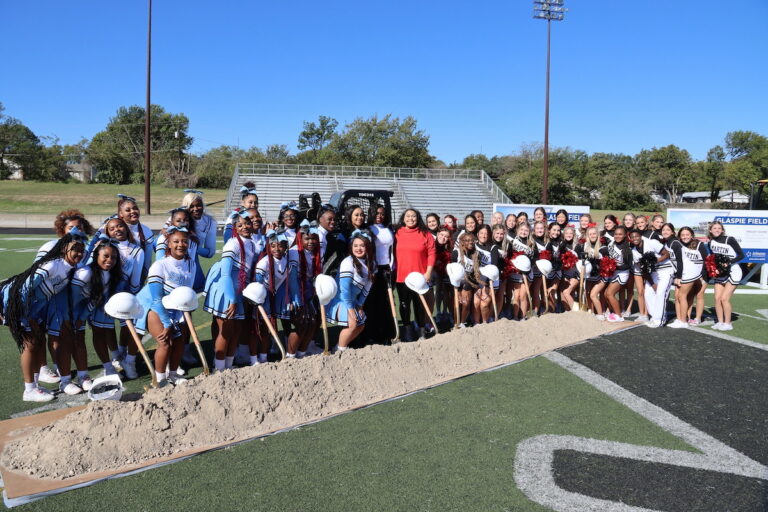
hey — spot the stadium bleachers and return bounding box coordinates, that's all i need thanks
[223,164,509,224]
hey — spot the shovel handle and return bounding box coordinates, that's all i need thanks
[319,303,330,355]
[418,294,437,331]
[453,286,460,328]
[183,311,210,376]
[125,319,159,388]
[386,286,400,343]
[258,306,285,361]
[489,283,499,320]
[522,275,534,319]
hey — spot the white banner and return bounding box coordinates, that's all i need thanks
[493,204,590,226]
[667,208,768,264]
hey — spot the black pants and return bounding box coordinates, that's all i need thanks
[362,266,396,343]
[396,282,426,328]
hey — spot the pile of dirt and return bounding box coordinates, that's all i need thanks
[2,312,618,480]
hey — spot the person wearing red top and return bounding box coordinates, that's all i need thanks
[394,208,436,341]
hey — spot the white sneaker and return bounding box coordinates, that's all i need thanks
[711,323,723,331]
[168,373,187,386]
[23,387,55,402]
[78,376,94,391]
[60,382,83,395]
[645,320,661,328]
[635,315,649,323]
[38,365,60,384]
[595,314,606,321]
[621,311,632,318]
[719,323,733,331]
[167,363,186,377]
[122,360,138,380]
[111,359,123,373]
[606,313,624,323]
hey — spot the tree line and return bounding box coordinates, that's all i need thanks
[1,102,766,209]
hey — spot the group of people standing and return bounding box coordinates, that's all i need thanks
[0,185,745,403]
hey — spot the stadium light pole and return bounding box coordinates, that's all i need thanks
[533,0,567,205]
[144,0,152,214]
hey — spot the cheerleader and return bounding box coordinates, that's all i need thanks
[491,211,504,228]
[650,214,665,238]
[156,208,198,262]
[636,215,660,242]
[598,226,632,322]
[1,230,87,401]
[517,211,530,227]
[601,215,618,244]
[317,205,345,276]
[204,211,257,370]
[504,214,517,241]
[507,221,534,320]
[456,214,478,245]
[578,226,603,315]
[470,209,485,226]
[181,190,218,290]
[426,213,441,238]
[475,225,500,322]
[451,232,487,326]
[35,209,94,262]
[558,226,580,311]
[343,205,368,239]
[575,213,593,241]
[117,194,155,280]
[443,214,459,236]
[223,182,258,242]
[555,209,570,232]
[707,221,744,331]
[327,230,376,351]
[530,220,549,314]
[627,230,650,322]
[71,237,122,378]
[277,202,300,246]
[643,222,673,328]
[364,204,397,343]
[544,223,563,311]
[622,213,636,230]
[491,224,509,318]
[532,207,547,225]
[254,230,290,362]
[668,227,708,328]
[134,227,196,385]
[285,222,321,357]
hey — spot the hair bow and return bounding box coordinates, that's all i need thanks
[183,189,203,195]
[116,194,136,202]
[68,226,88,242]
[230,210,250,220]
[96,233,120,246]
[266,229,288,244]
[166,226,189,235]
[351,229,372,241]
[319,203,336,213]
[280,201,299,211]
[240,186,257,197]
[102,213,119,225]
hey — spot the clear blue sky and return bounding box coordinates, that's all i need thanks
[3,0,767,163]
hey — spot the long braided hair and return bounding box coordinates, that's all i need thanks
[87,240,123,307]
[1,234,83,351]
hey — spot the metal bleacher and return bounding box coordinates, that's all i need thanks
[223,163,510,223]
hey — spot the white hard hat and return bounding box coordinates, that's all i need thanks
[512,255,532,273]
[87,374,124,402]
[314,274,338,306]
[161,286,198,312]
[105,292,143,320]
[405,272,430,295]
[576,260,593,276]
[480,265,500,282]
[243,282,268,306]
[536,259,553,275]
[446,262,464,288]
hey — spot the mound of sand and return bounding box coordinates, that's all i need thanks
[2,312,617,480]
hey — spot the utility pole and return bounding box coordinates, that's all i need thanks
[144,0,153,214]
[533,1,567,205]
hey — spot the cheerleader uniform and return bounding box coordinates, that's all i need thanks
[560,240,579,280]
[476,242,501,289]
[707,235,744,285]
[203,235,256,320]
[545,238,563,281]
[283,227,297,247]
[681,241,708,284]
[601,229,615,245]
[34,239,58,262]
[127,222,155,279]
[191,213,218,291]
[134,256,196,335]
[327,256,373,327]
[23,259,76,336]
[508,237,534,284]
[599,241,631,285]
[115,241,145,294]
[70,267,116,330]
[254,254,289,320]
[155,233,199,262]
[451,248,483,291]
[287,247,317,312]
[642,237,673,326]
[576,243,602,283]
[666,237,685,284]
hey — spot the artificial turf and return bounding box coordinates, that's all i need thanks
[9,356,691,511]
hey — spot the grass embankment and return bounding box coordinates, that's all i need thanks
[0,182,227,215]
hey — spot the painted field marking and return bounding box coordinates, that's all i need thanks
[515,351,768,512]
[755,309,768,319]
[689,326,768,351]
[732,311,768,323]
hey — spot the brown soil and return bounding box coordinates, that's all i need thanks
[1,312,617,480]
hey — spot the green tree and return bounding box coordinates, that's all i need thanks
[87,105,193,185]
[297,116,338,162]
[698,145,726,201]
[635,145,694,204]
[326,115,435,168]
[724,130,768,185]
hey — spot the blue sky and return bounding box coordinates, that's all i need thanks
[3,0,767,163]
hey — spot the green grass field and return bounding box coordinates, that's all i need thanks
[0,234,765,510]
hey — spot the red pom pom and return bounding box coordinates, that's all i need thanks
[599,257,617,278]
[560,251,578,270]
[538,250,552,261]
[578,237,586,245]
[705,254,719,278]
